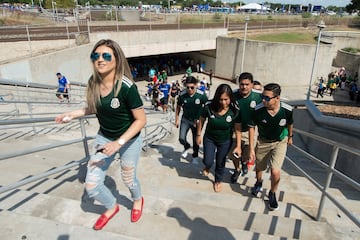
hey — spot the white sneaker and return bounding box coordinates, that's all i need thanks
[181,150,188,158]
[192,157,200,165]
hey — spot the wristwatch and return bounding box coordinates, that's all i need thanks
[118,138,125,146]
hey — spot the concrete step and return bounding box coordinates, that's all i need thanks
[7,143,358,228]
[0,210,136,240]
[0,184,340,240]
[1,160,357,239]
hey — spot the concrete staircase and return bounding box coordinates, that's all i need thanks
[0,129,359,240]
[0,80,359,239]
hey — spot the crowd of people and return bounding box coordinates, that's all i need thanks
[144,68,210,113]
[54,39,293,231]
[316,67,359,102]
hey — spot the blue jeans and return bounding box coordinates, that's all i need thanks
[203,136,232,183]
[179,117,199,157]
[85,133,142,210]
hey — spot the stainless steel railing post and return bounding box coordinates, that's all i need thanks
[316,145,339,221]
[79,118,90,159]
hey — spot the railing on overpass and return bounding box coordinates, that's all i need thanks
[0,112,358,227]
[1,12,360,43]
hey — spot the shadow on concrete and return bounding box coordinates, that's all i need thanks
[57,235,70,240]
[150,144,206,180]
[167,207,236,240]
[80,175,133,215]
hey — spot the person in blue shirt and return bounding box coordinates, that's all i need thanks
[56,72,70,102]
[199,81,206,92]
[159,80,171,113]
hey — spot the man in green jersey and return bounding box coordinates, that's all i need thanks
[176,76,208,164]
[230,72,262,183]
[249,83,293,211]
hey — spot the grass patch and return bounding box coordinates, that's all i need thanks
[342,47,360,53]
[248,32,317,44]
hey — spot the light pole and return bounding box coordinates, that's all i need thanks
[51,0,55,22]
[86,1,91,22]
[51,0,57,22]
[240,16,250,74]
[306,20,326,100]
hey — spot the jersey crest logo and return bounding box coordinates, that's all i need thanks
[250,100,257,108]
[195,99,200,104]
[111,98,120,109]
[226,115,232,122]
[210,115,215,118]
[279,119,286,126]
[262,119,267,124]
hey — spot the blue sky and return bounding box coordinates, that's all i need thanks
[240,1,351,7]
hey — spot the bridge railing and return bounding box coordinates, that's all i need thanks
[287,128,360,227]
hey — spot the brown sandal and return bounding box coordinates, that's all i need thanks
[202,168,209,177]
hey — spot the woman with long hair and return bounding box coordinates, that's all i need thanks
[196,83,242,192]
[55,39,146,230]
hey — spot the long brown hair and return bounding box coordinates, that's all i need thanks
[86,39,132,113]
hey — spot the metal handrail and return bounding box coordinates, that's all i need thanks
[290,128,360,227]
[0,116,93,194]
[0,112,173,194]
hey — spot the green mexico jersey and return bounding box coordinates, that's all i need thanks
[201,103,241,143]
[234,89,262,132]
[178,89,208,121]
[249,102,293,141]
[96,77,143,140]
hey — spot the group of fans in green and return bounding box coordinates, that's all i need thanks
[55,40,293,231]
[175,72,293,211]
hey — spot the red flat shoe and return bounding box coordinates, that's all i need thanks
[131,197,144,222]
[93,205,120,230]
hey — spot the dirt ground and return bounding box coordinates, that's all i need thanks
[316,102,360,120]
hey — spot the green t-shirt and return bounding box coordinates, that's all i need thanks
[201,103,241,143]
[177,89,208,122]
[234,89,262,132]
[96,77,143,140]
[249,102,293,141]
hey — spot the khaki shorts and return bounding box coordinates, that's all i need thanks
[255,137,288,171]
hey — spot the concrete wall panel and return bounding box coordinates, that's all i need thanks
[215,36,333,86]
[0,29,226,85]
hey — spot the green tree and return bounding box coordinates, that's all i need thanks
[346,0,360,13]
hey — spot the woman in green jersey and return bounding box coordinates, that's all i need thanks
[55,39,146,229]
[196,84,242,192]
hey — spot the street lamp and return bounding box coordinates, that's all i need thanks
[306,20,326,100]
[86,1,91,22]
[240,16,250,74]
[51,0,57,22]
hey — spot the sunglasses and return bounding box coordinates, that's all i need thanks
[90,52,112,62]
[261,94,276,102]
[186,86,195,90]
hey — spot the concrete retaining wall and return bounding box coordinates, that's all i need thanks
[0,29,359,88]
[333,50,360,76]
[215,36,334,86]
[293,107,360,183]
[0,28,226,86]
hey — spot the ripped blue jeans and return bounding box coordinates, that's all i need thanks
[85,133,142,210]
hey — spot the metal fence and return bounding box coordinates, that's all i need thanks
[1,8,360,43]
